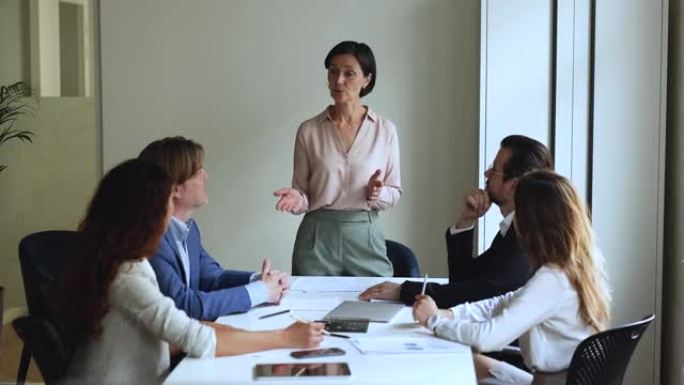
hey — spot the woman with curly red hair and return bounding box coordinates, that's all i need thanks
[61,159,324,384]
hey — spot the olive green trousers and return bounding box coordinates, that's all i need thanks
[291,209,393,277]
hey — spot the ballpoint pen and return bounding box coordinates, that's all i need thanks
[294,367,307,377]
[325,332,350,339]
[420,273,428,296]
[258,309,290,319]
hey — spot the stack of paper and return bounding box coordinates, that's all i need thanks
[291,277,380,292]
[350,336,470,354]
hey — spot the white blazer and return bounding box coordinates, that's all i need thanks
[68,259,216,385]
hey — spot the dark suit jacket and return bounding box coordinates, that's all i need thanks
[399,227,532,308]
[149,221,254,321]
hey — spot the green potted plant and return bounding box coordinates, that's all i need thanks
[0,81,34,337]
[0,81,35,174]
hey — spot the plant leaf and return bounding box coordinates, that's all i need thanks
[0,81,32,102]
[0,129,34,146]
[0,81,36,174]
[0,107,32,126]
[0,81,36,146]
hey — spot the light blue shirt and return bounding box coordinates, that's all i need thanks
[169,217,192,286]
[168,217,269,307]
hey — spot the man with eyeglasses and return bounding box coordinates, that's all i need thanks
[360,135,553,308]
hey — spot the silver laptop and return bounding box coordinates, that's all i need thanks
[323,301,404,323]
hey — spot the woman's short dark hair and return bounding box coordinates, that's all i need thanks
[324,41,376,97]
[60,158,173,344]
[500,135,554,180]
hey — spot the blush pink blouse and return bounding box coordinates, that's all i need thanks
[291,106,402,214]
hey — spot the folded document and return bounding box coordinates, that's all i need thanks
[350,336,470,354]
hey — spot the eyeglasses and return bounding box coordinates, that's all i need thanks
[485,164,506,177]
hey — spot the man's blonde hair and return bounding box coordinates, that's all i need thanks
[139,136,204,184]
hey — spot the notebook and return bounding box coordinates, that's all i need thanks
[323,300,404,323]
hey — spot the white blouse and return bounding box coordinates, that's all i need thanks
[68,259,216,384]
[427,265,603,373]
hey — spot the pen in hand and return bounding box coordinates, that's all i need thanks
[325,332,350,339]
[420,273,428,296]
[291,314,349,338]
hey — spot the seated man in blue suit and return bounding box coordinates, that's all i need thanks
[360,135,553,308]
[139,136,290,321]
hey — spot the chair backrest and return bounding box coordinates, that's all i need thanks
[13,316,70,384]
[385,240,421,277]
[17,230,80,384]
[565,314,655,385]
[19,230,80,319]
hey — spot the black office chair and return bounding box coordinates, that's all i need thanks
[483,315,655,385]
[385,240,421,277]
[13,316,72,385]
[564,314,655,385]
[15,230,80,385]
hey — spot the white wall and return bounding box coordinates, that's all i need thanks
[479,0,553,248]
[100,0,480,277]
[592,0,668,384]
[31,0,62,96]
[480,1,667,383]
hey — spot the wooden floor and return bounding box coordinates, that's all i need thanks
[0,321,43,385]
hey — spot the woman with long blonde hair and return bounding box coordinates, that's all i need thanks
[413,170,610,385]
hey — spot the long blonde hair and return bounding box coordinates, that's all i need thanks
[514,170,610,331]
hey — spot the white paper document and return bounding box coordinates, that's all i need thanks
[285,298,343,312]
[350,336,470,354]
[291,276,383,292]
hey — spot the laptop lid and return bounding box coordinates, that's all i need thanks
[323,300,404,323]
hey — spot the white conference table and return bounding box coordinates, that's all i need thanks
[164,276,476,385]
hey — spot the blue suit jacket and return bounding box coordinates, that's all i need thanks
[149,222,254,321]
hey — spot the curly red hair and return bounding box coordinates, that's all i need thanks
[60,159,172,344]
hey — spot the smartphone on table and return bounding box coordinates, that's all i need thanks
[290,347,345,359]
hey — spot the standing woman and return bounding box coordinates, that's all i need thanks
[274,41,402,277]
[413,170,611,385]
[60,159,324,385]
